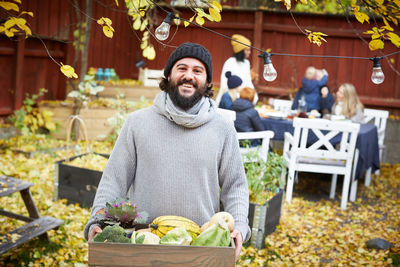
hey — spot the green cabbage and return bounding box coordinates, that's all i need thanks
[159,227,192,245]
[191,221,231,247]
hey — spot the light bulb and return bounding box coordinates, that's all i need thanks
[263,63,277,82]
[370,56,385,84]
[155,21,171,41]
[155,13,174,41]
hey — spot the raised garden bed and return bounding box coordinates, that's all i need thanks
[54,152,109,208]
[247,189,284,249]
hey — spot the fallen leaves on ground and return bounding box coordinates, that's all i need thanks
[0,135,398,266]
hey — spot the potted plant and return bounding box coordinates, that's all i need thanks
[242,149,286,249]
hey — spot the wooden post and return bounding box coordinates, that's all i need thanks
[14,36,25,110]
[252,11,263,88]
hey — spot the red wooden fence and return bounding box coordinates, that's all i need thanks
[1,2,399,116]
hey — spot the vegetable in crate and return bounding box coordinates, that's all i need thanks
[192,220,231,247]
[159,227,192,245]
[93,225,130,243]
[209,212,235,232]
[131,231,160,244]
[93,197,148,229]
[149,215,201,240]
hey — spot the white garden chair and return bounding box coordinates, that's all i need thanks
[237,131,274,162]
[216,108,236,124]
[363,108,389,183]
[272,99,293,114]
[282,118,360,210]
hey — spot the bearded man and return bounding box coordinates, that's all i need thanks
[84,43,250,260]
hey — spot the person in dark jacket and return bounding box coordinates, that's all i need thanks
[232,87,264,132]
[219,71,242,110]
[292,66,328,112]
[320,86,334,115]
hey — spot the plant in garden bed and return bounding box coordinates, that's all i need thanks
[242,149,286,205]
[93,197,148,230]
[8,88,56,136]
[67,74,104,111]
[106,96,152,144]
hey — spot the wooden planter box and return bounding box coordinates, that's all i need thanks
[247,189,284,249]
[54,152,109,208]
[88,240,235,267]
[39,102,117,140]
[98,84,159,102]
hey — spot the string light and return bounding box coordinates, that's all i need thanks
[155,12,175,41]
[370,56,385,84]
[151,2,400,85]
[259,53,277,82]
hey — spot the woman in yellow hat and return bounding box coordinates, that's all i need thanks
[216,34,257,105]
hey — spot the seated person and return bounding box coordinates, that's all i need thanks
[232,87,264,133]
[332,83,364,123]
[292,66,328,112]
[320,86,334,115]
[218,71,243,110]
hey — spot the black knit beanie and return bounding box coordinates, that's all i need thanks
[225,71,243,89]
[164,42,213,83]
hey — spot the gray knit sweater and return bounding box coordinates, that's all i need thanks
[84,92,251,241]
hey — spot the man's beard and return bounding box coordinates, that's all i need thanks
[167,78,207,110]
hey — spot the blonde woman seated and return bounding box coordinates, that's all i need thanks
[332,83,364,123]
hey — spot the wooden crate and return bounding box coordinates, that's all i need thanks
[98,84,159,102]
[88,240,235,267]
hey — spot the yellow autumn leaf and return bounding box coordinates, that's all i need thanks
[19,23,32,36]
[13,0,22,3]
[354,10,369,24]
[0,1,19,12]
[4,28,15,37]
[102,17,112,26]
[394,0,400,7]
[382,17,393,31]
[133,16,141,30]
[209,7,221,22]
[212,1,222,11]
[60,63,78,79]
[139,18,147,32]
[102,25,114,38]
[4,18,16,28]
[371,33,381,39]
[143,45,155,60]
[114,0,119,7]
[284,0,291,10]
[97,18,104,25]
[387,32,400,47]
[140,40,148,49]
[20,11,33,17]
[184,15,195,27]
[369,39,384,50]
[195,15,205,25]
[173,14,181,26]
[14,17,26,27]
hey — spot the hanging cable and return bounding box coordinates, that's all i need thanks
[148,0,399,83]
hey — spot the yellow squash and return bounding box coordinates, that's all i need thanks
[149,215,201,240]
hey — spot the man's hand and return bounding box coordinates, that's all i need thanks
[231,229,243,262]
[88,225,102,241]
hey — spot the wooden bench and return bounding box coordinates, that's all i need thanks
[0,175,63,254]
